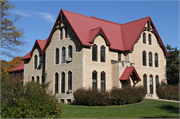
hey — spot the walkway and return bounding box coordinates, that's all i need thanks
[145,97,180,103]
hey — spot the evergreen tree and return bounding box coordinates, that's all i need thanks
[166,44,179,85]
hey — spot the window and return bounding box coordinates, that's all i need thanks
[56,48,59,64]
[92,71,97,89]
[155,53,158,67]
[40,55,43,65]
[61,72,65,93]
[142,51,146,66]
[32,76,34,82]
[65,27,68,38]
[101,46,105,62]
[62,47,66,63]
[68,71,72,90]
[149,52,152,67]
[20,72,22,79]
[37,76,39,83]
[156,75,159,89]
[148,34,151,45]
[14,73,16,79]
[101,71,105,92]
[92,44,97,61]
[55,73,59,93]
[143,74,147,88]
[34,55,38,69]
[60,28,63,39]
[68,45,72,58]
[118,52,121,61]
[143,33,146,44]
[149,75,153,94]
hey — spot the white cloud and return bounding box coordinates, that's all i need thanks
[37,12,55,23]
[14,11,31,17]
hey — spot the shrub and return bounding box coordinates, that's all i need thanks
[110,86,146,105]
[73,88,110,106]
[1,77,62,118]
[156,85,179,101]
[74,87,146,106]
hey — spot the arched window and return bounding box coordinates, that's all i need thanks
[92,44,97,61]
[60,28,63,40]
[149,75,153,94]
[65,27,68,38]
[62,47,66,63]
[143,74,147,89]
[37,76,39,83]
[156,75,159,89]
[155,53,158,67]
[148,34,151,45]
[142,51,146,66]
[32,76,34,82]
[92,71,97,89]
[68,71,72,90]
[101,46,105,62]
[55,73,59,93]
[56,48,59,64]
[61,72,65,93]
[101,71,106,92]
[149,52,152,67]
[34,55,38,69]
[68,45,72,58]
[143,33,146,44]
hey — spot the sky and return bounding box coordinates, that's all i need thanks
[2,0,179,61]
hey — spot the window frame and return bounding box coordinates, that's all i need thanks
[92,71,97,89]
[148,34,151,45]
[62,47,66,63]
[149,52,152,67]
[92,44,97,61]
[68,71,72,90]
[55,48,59,64]
[143,33,146,44]
[101,71,106,92]
[61,72,65,93]
[155,53,158,67]
[142,51,146,66]
[100,45,105,62]
[55,73,59,94]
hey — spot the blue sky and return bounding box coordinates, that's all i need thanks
[4,0,179,61]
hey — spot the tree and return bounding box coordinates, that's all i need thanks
[166,44,179,86]
[1,56,23,80]
[0,0,25,59]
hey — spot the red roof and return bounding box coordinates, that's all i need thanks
[8,63,24,72]
[23,9,169,60]
[119,66,141,81]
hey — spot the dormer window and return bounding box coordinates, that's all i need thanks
[143,33,146,44]
[92,44,97,61]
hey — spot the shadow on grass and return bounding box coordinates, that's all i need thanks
[143,104,179,118]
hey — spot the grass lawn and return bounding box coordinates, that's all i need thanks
[61,99,179,118]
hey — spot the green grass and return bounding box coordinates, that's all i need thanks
[61,99,179,118]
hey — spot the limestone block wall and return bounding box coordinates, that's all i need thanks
[45,23,83,102]
[82,35,117,91]
[129,28,166,96]
[24,47,44,85]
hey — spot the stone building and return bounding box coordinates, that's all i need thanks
[9,9,169,103]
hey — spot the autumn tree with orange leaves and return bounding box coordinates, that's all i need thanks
[1,56,23,80]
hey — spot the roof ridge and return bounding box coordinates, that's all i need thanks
[122,16,150,25]
[91,16,121,25]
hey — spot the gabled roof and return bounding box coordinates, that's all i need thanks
[8,63,24,72]
[43,9,169,57]
[119,66,141,81]
[21,38,48,60]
